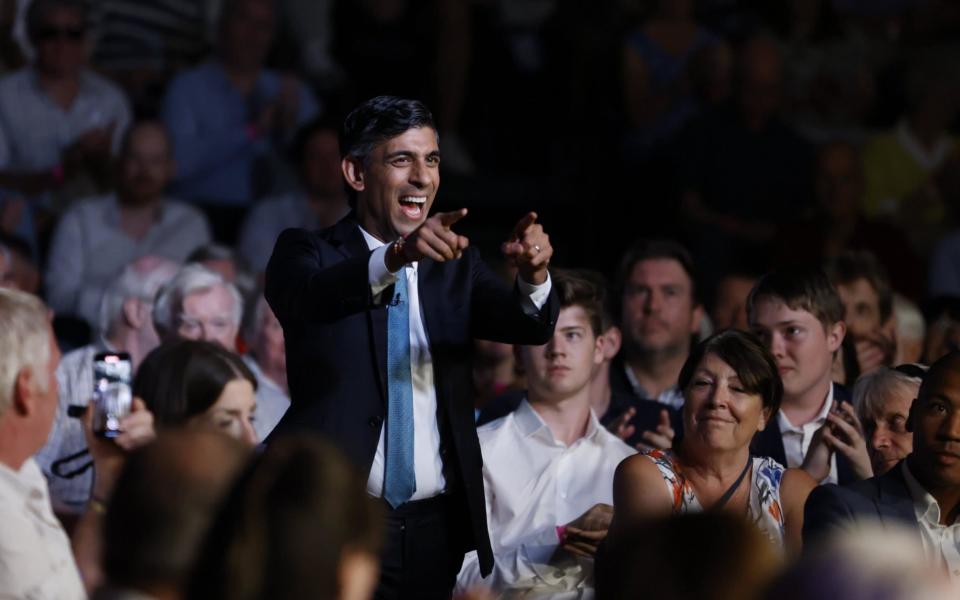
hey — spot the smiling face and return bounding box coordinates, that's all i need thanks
[749,297,844,405]
[521,306,604,405]
[348,127,440,242]
[682,352,768,452]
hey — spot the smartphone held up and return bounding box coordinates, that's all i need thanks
[92,351,133,438]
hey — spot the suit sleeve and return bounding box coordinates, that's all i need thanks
[264,228,372,326]
[802,483,858,554]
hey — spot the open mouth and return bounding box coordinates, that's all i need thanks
[399,196,427,219]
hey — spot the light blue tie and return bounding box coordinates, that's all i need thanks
[384,268,416,508]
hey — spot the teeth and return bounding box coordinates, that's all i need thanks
[400,196,427,204]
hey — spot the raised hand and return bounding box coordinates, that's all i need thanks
[387,208,470,271]
[501,212,552,285]
[822,402,873,480]
[638,409,675,451]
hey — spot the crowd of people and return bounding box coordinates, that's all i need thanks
[1,0,960,599]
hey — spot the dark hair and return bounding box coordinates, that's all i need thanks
[339,95,436,161]
[678,329,783,416]
[134,339,257,428]
[916,350,960,406]
[103,430,251,591]
[616,239,700,306]
[188,435,383,600]
[747,266,845,330]
[824,250,894,324]
[119,119,171,159]
[553,269,609,336]
[27,0,86,40]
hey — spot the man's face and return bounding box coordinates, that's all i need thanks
[302,129,344,198]
[176,286,238,350]
[621,258,702,358]
[221,0,274,71]
[521,306,603,403]
[910,365,960,489]
[119,125,173,205]
[863,384,916,475]
[351,127,440,241]
[749,297,843,402]
[33,7,87,78]
[835,277,882,339]
[712,275,756,331]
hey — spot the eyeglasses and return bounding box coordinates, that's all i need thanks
[35,27,85,42]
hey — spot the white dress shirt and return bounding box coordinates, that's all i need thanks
[777,384,838,484]
[456,399,636,597]
[0,458,85,599]
[361,230,552,500]
[902,461,960,579]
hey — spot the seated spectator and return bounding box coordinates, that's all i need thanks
[711,269,757,331]
[0,288,84,597]
[748,267,868,484]
[0,0,131,203]
[613,330,817,554]
[36,255,178,514]
[803,351,960,572]
[97,430,251,599]
[44,121,211,328]
[188,435,382,600]
[456,271,635,596]
[853,366,925,476]
[597,513,781,600]
[153,263,242,351]
[241,295,289,440]
[825,250,896,376]
[134,339,258,447]
[472,338,521,414]
[161,0,319,240]
[237,116,349,275]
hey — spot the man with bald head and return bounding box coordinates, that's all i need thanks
[804,351,960,575]
[45,120,211,328]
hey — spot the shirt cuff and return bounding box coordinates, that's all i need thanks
[368,244,398,299]
[517,271,552,314]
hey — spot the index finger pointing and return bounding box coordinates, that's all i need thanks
[511,211,538,240]
[438,208,468,228]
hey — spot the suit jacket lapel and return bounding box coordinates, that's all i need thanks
[876,461,921,530]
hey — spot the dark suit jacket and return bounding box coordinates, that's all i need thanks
[264,217,560,576]
[802,459,919,551]
[751,383,858,485]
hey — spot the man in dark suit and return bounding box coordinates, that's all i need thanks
[803,351,960,568]
[265,96,559,600]
[747,267,873,485]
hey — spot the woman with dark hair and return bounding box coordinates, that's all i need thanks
[188,435,383,600]
[134,339,258,446]
[613,330,817,554]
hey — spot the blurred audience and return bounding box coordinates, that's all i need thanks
[189,435,382,600]
[44,121,211,328]
[153,263,242,351]
[893,294,925,364]
[853,365,924,476]
[241,294,289,440]
[36,255,177,514]
[711,269,757,331]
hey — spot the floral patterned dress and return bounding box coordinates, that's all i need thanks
[643,449,786,548]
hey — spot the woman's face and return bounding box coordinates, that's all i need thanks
[190,378,258,447]
[683,353,769,452]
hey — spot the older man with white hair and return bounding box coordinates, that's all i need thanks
[0,288,85,599]
[36,256,179,514]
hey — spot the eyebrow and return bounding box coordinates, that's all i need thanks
[384,149,441,160]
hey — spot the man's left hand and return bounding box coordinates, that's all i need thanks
[501,212,551,285]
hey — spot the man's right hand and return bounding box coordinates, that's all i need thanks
[563,503,613,557]
[385,208,470,271]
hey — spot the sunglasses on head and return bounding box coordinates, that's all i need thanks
[35,27,85,41]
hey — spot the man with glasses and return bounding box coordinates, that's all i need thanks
[35,256,178,516]
[0,0,131,199]
[152,263,243,352]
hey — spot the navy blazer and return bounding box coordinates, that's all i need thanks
[802,459,919,551]
[751,383,858,485]
[264,217,560,576]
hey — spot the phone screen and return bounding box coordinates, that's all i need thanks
[92,352,133,438]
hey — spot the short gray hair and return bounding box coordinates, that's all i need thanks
[853,367,923,424]
[0,289,51,418]
[152,264,243,340]
[99,257,180,337]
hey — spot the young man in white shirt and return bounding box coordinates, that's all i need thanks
[457,271,635,598]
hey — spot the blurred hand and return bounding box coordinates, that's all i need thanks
[607,407,636,442]
[822,402,873,480]
[638,409,675,451]
[563,503,613,557]
[855,329,896,375]
[82,397,156,500]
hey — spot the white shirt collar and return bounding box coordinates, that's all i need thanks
[514,398,601,446]
[358,225,418,274]
[903,460,958,527]
[778,383,834,433]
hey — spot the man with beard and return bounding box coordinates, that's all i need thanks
[44,120,211,328]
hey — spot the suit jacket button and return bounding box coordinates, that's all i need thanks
[368,416,383,429]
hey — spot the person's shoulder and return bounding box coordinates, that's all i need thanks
[476,410,514,440]
[165,61,217,92]
[0,67,29,91]
[615,450,664,483]
[58,194,112,223]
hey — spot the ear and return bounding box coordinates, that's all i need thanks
[13,368,35,417]
[690,303,705,335]
[341,156,365,193]
[757,405,772,432]
[826,320,846,354]
[602,326,622,360]
[593,334,605,366]
[513,344,527,377]
[122,297,143,329]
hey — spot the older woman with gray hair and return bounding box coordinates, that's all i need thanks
[853,365,926,475]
